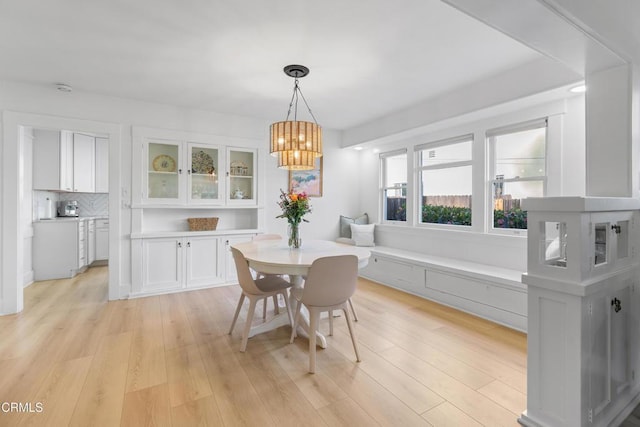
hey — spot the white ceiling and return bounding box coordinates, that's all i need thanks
[0,0,573,130]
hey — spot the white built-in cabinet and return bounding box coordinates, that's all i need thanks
[135,234,251,294]
[139,138,257,206]
[519,197,640,427]
[130,127,263,298]
[223,235,253,282]
[140,235,225,291]
[33,129,106,193]
[227,147,257,205]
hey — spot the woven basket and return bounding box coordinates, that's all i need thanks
[187,217,219,231]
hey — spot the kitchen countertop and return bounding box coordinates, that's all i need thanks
[34,216,109,223]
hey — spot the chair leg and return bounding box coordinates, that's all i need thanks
[282,290,294,329]
[329,310,334,336]
[228,293,245,335]
[273,295,280,315]
[348,297,358,322]
[290,302,302,343]
[309,308,320,374]
[240,297,258,352]
[343,308,361,362]
[262,298,267,319]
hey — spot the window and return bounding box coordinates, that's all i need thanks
[488,119,547,230]
[416,135,473,226]
[381,150,407,222]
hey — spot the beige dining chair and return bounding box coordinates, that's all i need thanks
[228,247,294,352]
[290,255,361,373]
[252,233,284,318]
[333,238,360,322]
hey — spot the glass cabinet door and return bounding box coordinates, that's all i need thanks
[146,140,181,201]
[188,144,221,204]
[227,148,256,204]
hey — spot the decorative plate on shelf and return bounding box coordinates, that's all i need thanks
[152,154,176,172]
[192,150,215,174]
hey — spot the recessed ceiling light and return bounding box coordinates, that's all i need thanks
[569,84,586,93]
[372,148,380,154]
[354,146,363,151]
[55,83,73,93]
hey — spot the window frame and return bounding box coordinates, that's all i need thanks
[380,149,408,224]
[415,134,474,229]
[487,118,548,235]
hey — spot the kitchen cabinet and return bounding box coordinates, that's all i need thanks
[77,219,87,268]
[73,133,95,192]
[137,235,224,293]
[87,220,96,265]
[33,220,87,280]
[33,130,97,193]
[95,219,109,261]
[95,137,109,193]
[141,139,223,205]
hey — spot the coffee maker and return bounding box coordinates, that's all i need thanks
[57,200,79,217]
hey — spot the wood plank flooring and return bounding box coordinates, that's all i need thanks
[0,266,527,426]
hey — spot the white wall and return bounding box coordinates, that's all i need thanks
[263,129,362,240]
[0,80,358,303]
[356,93,586,272]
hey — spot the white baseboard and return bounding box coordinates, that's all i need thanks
[23,270,34,288]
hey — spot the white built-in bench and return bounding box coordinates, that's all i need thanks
[359,246,527,332]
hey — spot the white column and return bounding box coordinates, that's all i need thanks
[585,64,638,197]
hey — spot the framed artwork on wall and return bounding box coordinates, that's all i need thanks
[289,157,323,197]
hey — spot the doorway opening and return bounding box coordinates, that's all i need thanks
[1,111,120,315]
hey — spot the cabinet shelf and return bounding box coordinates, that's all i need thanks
[149,170,178,175]
[229,175,253,179]
[131,203,263,209]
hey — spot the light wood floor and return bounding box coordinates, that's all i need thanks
[0,266,527,426]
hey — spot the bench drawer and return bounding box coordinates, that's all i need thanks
[363,255,426,294]
[426,269,526,316]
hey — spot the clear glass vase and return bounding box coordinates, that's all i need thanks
[288,222,302,249]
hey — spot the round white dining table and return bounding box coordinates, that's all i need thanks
[231,239,371,348]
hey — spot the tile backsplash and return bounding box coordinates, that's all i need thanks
[34,191,109,219]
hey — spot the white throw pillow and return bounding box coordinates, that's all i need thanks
[350,223,375,247]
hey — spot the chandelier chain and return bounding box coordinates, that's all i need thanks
[284,78,318,125]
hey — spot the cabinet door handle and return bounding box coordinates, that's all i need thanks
[187,169,191,174]
[177,241,182,248]
[178,168,182,174]
[187,241,191,247]
[612,224,622,234]
[612,297,622,313]
[226,171,229,177]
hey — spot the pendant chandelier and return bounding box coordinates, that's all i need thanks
[270,65,323,170]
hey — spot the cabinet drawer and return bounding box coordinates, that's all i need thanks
[426,270,526,316]
[365,255,426,294]
[95,219,109,228]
